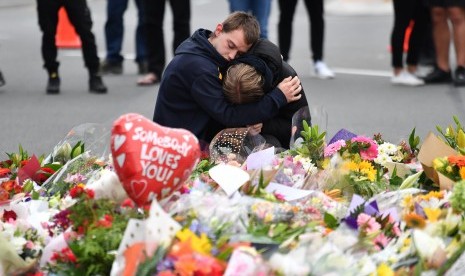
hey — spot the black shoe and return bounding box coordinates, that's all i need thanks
[46,73,60,94]
[0,70,5,87]
[454,66,465,87]
[89,75,108,94]
[422,67,452,84]
[100,60,123,75]
[137,61,148,75]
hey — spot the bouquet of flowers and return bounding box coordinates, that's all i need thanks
[0,207,46,275]
[433,155,465,182]
[45,185,144,275]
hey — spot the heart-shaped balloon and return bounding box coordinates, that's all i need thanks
[110,113,200,206]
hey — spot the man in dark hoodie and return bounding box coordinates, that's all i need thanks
[153,11,303,147]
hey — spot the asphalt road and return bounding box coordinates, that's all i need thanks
[0,0,464,158]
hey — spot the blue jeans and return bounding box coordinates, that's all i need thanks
[228,0,272,38]
[104,0,146,63]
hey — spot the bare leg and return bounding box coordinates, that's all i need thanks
[431,7,451,71]
[448,7,465,67]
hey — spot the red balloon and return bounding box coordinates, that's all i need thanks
[110,113,200,205]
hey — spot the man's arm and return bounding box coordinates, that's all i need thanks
[192,73,301,127]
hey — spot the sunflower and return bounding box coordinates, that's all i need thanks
[404,213,426,229]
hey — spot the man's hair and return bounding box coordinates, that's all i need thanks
[223,63,264,104]
[221,11,260,45]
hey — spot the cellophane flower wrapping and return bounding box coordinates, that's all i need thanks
[1,199,49,275]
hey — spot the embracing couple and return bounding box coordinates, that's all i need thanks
[153,12,310,150]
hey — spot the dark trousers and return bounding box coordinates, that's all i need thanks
[36,0,100,74]
[104,0,146,64]
[144,0,190,78]
[391,0,428,68]
[278,0,324,62]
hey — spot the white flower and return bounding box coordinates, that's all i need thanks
[413,229,446,260]
[378,142,398,155]
[283,168,293,177]
[374,153,392,165]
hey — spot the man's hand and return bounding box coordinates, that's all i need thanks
[278,76,302,103]
[247,123,263,136]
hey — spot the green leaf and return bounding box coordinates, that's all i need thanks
[323,212,339,229]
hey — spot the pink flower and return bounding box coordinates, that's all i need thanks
[324,140,346,157]
[351,136,378,160]
[26,241,35,249]
[273,192,285,201]
[357,213,371,225]
[357,213,381,234]
[374,233,389,251]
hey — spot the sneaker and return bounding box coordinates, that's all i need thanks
[46,73,60,94]
[391,70,424,86]
[89,75,108,94]
[100,60,123,75]
[422,66,452,84]
[0,70,5,87]
[314,61,335,79]
[454,66,465,87]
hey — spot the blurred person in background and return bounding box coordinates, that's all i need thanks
[36,0,107,94]
[100,0,148,75]
[390,0,428,86]
[422,0,465,86]
[227,0,272,38]
[137,0,190,86]
[277,0,335,79]
[0,70,4,87]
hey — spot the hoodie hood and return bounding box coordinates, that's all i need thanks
[248,39,283,85]
[175,29,230,71]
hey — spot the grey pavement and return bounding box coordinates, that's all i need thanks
[0,0,464,159]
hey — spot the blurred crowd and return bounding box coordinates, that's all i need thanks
[1,0,464,93]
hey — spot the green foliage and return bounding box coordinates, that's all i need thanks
[450,180,465,212]
[47,197,145,276]
[136,246,169,276]
[241,170,282,202]
[292,121,326,168]
[436,115,465,154]
[67,223,124,276]
[323,212,339,229]
[408,128,421,156]
[246,219,307,244]
[389,166,404,186]
[189,158,216,180]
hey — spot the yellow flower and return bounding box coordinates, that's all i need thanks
[176,229,212,255]
[264,213,274,224]
[401,194,414,210]
[424,207,441,222]
[343,160,358,171]
[420,191,444,201]
[460,167,465,180]
[376,263,394,276]
[401,237,411,253]
[433,157,446,170]
[404,213,426,229]
[359,160,373,170]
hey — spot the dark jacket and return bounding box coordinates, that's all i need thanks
[237,39,310,148]
[153,29,288,145]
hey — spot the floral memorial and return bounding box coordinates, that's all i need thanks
[2,112,465,275]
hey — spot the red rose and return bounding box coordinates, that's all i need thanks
[0,168,11,177]
[34,167,56,184]
[2,210,17,222]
